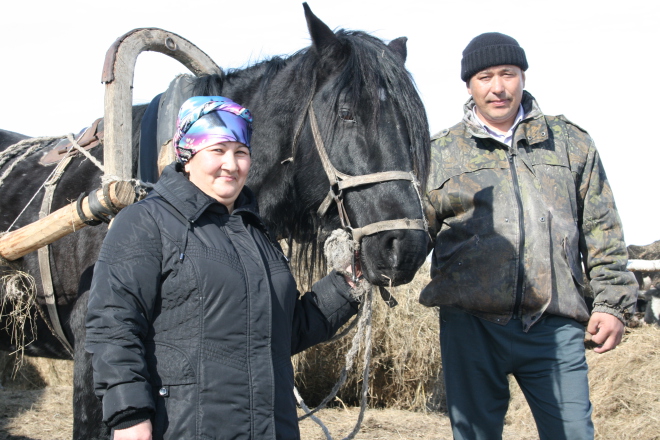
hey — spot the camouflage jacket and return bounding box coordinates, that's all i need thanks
[420,91,637,331]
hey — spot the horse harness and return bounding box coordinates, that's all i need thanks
[36,123,122,356]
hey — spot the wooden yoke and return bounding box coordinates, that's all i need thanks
[0,181,135,262]
[102,28,222,179]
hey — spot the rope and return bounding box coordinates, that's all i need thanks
[0,135,65,188]
[65,133,105,172]
[294,388,333,440]
[4,164,59,233]
[64,133,151,197]
[296,284,375,440]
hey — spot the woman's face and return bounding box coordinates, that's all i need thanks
[184,141,251,212]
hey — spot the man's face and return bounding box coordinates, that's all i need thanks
[467,65,525,132]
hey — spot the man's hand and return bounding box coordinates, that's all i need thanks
[112,419,152,440]
[587,312,624,354]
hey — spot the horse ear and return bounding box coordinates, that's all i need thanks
[388,37,408,64]
[303,2,339,52]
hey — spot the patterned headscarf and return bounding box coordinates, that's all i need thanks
[173,96,253,163]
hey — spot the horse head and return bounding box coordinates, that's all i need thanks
[288,4,431,286]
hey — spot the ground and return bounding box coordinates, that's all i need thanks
[1,385,541,440]
[1,316,659,440]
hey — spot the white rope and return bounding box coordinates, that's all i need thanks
[66,133,105,172]
[294,387,333,440]
[410,171,431,240]
[296,284,375,440]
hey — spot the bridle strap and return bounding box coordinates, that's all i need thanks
[308,105,428,240]
[351,218,426,243]
[337,171,414,191]
[309,105,349,184]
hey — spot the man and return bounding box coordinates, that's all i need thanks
[420,32,637,440]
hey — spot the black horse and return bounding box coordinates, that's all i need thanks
[0,4,430,439]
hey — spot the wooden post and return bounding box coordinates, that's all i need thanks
[0,181,135,262]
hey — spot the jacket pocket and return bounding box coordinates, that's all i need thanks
[421,234,482,307]
[421,232,517,315]
[145,342,197,386]
[152,382,198,439]
[146,342,197,439]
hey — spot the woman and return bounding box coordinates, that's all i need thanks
[86,96,359,440]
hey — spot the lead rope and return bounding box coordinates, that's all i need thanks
[296,283,374,440]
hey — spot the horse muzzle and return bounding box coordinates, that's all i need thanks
[359,227,429,286]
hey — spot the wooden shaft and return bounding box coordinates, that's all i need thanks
[0,181,135,261]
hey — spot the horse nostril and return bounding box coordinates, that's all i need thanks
[384,232,402,266]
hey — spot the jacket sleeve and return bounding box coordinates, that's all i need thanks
[290,270,359,355]
[574,129,638,321]
[85,203,163,424]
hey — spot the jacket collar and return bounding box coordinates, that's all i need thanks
[153,163,262,225]
[462,91,549,146]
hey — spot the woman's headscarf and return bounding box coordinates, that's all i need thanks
[173,96,253,164]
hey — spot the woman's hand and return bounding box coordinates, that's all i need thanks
[112,419,152,440]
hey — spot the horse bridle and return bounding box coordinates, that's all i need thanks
[306,104,427,249]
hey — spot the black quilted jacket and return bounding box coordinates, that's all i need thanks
[85,163,358,440]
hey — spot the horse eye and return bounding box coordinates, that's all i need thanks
[339,109,356,123]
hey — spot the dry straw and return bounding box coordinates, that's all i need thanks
[0,268,38,375]
[294,261,444,411]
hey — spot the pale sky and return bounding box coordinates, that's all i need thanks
[1,0,658,246]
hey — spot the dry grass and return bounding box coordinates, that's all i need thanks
[588,325,660,439]
[0,353,73,390]
[0,386,73,440]
[294,261,444,410]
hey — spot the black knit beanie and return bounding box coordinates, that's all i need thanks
[461,32,528,82]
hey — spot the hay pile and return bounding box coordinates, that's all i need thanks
[294,261,443,410]
[587,325,660,438]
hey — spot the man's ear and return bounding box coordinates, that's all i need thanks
[522,71,526,88]
[466,79,473,96]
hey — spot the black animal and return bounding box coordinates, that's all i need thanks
[0,4,430,439]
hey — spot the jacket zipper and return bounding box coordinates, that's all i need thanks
[506,148,525,318]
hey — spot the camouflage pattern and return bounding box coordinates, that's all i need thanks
[420,91,637,331]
